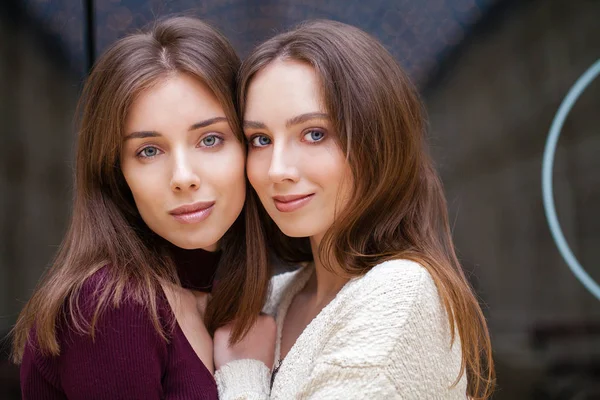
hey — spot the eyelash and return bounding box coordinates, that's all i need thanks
[198,134,225,148]
[303,129,326,143]
[136,146,163,159]
[135,134,225,159]
[247,129,326,148]
[248,134,272,148]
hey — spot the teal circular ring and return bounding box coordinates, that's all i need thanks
[542,59,600,301]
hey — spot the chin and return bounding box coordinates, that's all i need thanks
[166,232,219,251]
[275,222,318,239]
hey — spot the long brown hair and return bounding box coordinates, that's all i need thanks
[238,20,494,399]
[12,16,269,363]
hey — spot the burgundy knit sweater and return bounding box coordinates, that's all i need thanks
[20,246,221,399]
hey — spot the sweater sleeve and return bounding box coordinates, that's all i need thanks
[21,285,169,399]
[21,342,65,400]
[214,359,271,400]
[58,298,169,399]
[213,270,300,400]
[384,275,467,399]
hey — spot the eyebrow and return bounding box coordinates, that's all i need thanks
[243,112,329,130]
[123,131,161,140]
[189,116,228,131]
[124,116,229,140]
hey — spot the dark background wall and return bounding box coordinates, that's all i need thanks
[424,1,599,398]
[1,1,598,398]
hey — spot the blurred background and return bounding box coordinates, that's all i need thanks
[0,0,598,398]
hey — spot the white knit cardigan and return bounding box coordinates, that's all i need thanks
[214,259,467,399]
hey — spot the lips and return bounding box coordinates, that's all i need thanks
[273,194,314,213]
[169,201,215,224]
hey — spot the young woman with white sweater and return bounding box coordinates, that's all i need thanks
[213,20,495,399]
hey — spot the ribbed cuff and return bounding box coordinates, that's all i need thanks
[215,359,271,400]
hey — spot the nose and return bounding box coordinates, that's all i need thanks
[170,150,200,192]
[268,142,300,183]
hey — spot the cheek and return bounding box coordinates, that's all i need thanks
[311,150,353,206]
[121,164,163,212]
[306,145,348,186]
[223,153,245,180]
[246,151,270,193]
[212,146,246,193]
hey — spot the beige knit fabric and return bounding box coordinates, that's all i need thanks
[215,259,467,399]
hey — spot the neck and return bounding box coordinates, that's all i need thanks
[308,234,349,305]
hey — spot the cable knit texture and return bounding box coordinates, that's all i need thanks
[214,359,271,399]
[215,259,467,399]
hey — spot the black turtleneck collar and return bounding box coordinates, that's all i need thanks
[167,243,222,293]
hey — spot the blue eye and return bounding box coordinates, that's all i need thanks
[138,146,161,158]
[304,130,325,143]
[200,135,223,147]
[250,135,272,148]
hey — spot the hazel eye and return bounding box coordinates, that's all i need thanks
[250,135,272,148]
[303,130,325,143]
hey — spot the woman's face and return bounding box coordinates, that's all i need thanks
[121,73,245,251]
[244,59,352,243]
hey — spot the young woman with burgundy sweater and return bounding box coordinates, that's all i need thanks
[11,17,271,399]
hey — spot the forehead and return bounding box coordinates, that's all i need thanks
[125,73,224,131]
[244,59,325,123]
